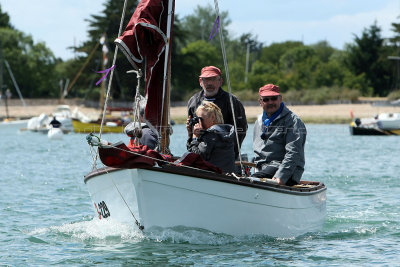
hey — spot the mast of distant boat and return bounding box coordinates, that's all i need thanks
[0,43,8,120]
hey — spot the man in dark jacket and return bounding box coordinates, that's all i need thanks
[252,84,307,186]
[187,66,247,159]
[49,117,61,128]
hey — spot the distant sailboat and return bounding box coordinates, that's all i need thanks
[0,44,28,125]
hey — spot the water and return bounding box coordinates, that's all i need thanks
[1,123,399,266]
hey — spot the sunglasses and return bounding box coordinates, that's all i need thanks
[200,77,220,82]
[261,96,279,102]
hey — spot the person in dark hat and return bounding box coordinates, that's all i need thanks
[252,84,307,186]
[186,66,247,160]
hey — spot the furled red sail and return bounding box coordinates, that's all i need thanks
[115,0,175,132]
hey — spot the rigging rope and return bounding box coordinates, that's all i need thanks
[98,0,129,139]
[89,0,145,232]
[92,0,129,169]
[213,0,245,175]
[110,177,144,230]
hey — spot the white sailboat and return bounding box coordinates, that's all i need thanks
[84,0,326,237]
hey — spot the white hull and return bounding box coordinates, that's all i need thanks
[85,166,326,237]
[377,113,400,130]
[357,113,400,130]
[48,128,63,140]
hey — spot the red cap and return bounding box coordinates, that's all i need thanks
[259,84,280,97]
[199,66,222,78]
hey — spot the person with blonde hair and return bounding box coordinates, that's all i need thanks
[186,101,235,173]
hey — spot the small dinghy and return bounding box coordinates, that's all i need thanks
[47,126,63,140]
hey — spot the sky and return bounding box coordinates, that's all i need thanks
[1,0,399,60]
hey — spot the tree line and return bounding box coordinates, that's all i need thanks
[1,1,400,105]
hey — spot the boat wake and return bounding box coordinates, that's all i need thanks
[27,217,297,245]
[29,218,144,242]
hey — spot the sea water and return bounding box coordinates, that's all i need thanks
[0,123,399,266]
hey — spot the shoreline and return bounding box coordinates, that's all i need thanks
[1,103,400,124]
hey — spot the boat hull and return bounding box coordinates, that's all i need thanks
[48,128,64,140]
[85,166,326,237]
[72,119,125,133]
[349,125,400,135]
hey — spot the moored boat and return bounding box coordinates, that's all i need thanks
[47,127,64,140]
[72,118,126,134]
[24,105,74,133]
[350,112,400,135]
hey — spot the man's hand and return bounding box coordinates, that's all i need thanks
[272,177,285,185]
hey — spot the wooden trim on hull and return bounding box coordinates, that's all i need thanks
[84,165,326,196]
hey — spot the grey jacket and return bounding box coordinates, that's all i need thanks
[253,106,306,184]
[188,124,235,173]
[125,122,159,150]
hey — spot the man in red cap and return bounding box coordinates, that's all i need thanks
[186,66,247,160]
[252,83,306,185]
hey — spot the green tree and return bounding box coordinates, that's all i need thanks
[345,22,391,95]
[225,33,263,89]
[0,5,13,29]
[260,41,303,66]
[181,4,230,45]
[311,41,335,63]
[68,0,139,101]
[0,28,58,98]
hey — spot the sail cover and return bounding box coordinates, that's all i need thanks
[115,0,175,132]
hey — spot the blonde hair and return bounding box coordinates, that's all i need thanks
[196,101,224,124]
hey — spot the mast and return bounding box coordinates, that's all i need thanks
[244,43,250,84]
[0,44,3,99]
[0,44,7,119]
[99,34,108,110]
[160,0,175,154]
[4,60,26,107]
[62,41,100,103]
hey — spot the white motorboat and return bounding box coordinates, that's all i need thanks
[376,113,400,130]
[26,105,73,133]
[350,112,400,135]
[83,0,327,237]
